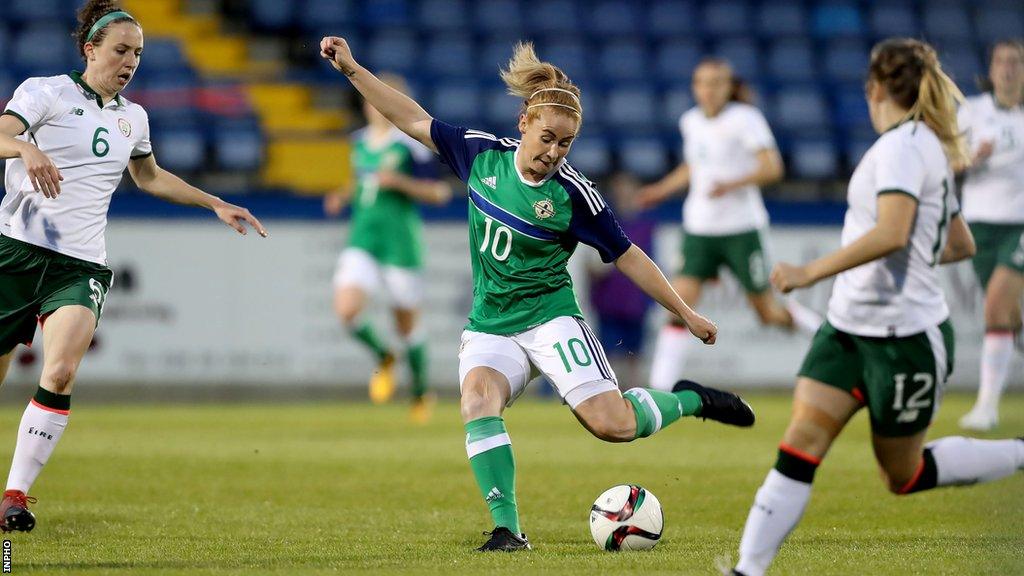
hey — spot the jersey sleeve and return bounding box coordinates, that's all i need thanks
[874,135,926,200]
[563,170,632,263]
[403,134,440,179]
[2,78,59,134]
[429,119,499,182]
[131,108,153,159]
[739,107,778,152]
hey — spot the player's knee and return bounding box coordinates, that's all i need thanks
[585,412,635,443]
[41,361,77,394]
[460,380,502,422]
[879,465,914,495]
[782,419,831,456]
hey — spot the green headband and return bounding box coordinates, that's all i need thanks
[85,11,135,43]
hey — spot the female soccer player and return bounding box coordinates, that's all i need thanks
[324,73,451,419]
[638,58,821,392]
[956,40,1024,432]
[730,39,1024,576]
[0,0,266,532]
[321,37,755,551]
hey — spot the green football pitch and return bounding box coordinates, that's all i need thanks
[0,392,1021,575]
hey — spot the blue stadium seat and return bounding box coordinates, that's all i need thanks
[655,40,702,83]
[9,0,65,26]
[430,83,482,126]
[845,133,876,167]
[484,88,522,128]
[539,38,591,82]
[661,86,694,132]
[477,37,522,76]
[756,2,808,38]
[767,40,816,82]
[923,6,974,41]
[298,0,358,30]
[869,5,920,38]
[605,88,658,131]
[152,129,206,173]
[0,70,16,103]
[811,2,863,38]
[140,40,191,74]
[361,0,410,27]
[251,0,296,30]
[417,0,468,31]
[533,0,579,35]
[473,0,522,34]
[619,137,669,179]
[648,0,696,38]
[422,36,475,78]
[703,1,751,37]
[577,86,605,131]
[589,1,643,37]
[567,135,612,178]
[822,40,868,83]
[365,30,418,74]
[599,42,649,82]
[831,84,870,128]
[790,139,838,179]
[975,9,1024,44]
[213,125,263,171]
[714,38,761,81]
[772,88,829,131]
[13,27,75,76]
[941,47,984,87]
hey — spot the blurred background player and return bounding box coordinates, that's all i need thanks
[0,0,265,532]
[956,39,1024,432]
[731,39,1024,576]
[321,36,755,552]
[637,58,821,392]
[324,73,451,420]
[585,172,655,386]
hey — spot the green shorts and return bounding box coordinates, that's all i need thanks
[680,229,770,293]
[968,222,1024,289]
[798,320,955,437]
[0,235,112,355]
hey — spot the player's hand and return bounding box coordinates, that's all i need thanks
[709,181,736,198]
[771,262,812,294]
[971,139,995,167]
[213,200,268,237]
[320,36,359,77]
[377,170,401,189]
[682,310,717,345]
[19,142,62,198]
[636,184,666,209]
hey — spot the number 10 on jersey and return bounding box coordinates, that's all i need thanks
[479,217,513,261]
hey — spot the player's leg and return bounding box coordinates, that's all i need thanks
[333,248,394,402]
[0,351,14,388]
[458,331,531,551]
[649,276,704,391]
[383,265,432,418]
[3,305,96,533]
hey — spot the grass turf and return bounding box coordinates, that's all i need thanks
[0,392,1021,575]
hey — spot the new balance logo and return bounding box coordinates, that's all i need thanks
[485,487,504,502]
[481,176,497,189]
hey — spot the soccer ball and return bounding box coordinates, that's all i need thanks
[589,484,663,551]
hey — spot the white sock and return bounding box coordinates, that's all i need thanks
[735,470,812,576]
[6,400,69,493]
[783,299,823,335]
[972,332,1013,415]
[929,436,1024,486]
[648,323,694,391]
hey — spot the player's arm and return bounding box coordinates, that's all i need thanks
[0,115,62,198]
[320,37,435,152]
[772,193,917,293]
[940,214,976,264]
[615,245,717,344]
[377,171,451,205]
[128,153,267,237]
[636,163,689,208]
[324,186,352,217]
[709,148,784,197]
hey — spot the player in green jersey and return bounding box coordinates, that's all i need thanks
[322,37,755,551]
[324,73,451,421]
[0,0,266,532]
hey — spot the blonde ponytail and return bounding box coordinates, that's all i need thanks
[500,42,583,124]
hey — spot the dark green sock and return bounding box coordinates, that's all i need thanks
[465,417,519,534]
[407,342,428,398]
[350,322,389,361]
[624,388,702,438]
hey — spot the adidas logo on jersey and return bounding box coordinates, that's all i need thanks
[481,176,497,189]
[485,487,504,502]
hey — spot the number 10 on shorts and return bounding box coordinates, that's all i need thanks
[553,339,592,373]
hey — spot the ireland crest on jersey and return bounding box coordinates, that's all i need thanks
[533,199,555,219]
[118,118,131,137]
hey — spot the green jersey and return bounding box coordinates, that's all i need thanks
[430,120,632,335]
[347,128,437,269]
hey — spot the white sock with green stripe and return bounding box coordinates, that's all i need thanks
[623,388,702,439]
[465,417,520,533]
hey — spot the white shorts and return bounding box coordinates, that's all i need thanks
[458,316,619,409]
[332,247,423,309]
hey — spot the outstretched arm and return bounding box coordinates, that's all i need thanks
[378,171,452,205]
[710,148,784,197]
[614,244,717,344]
[320,37,435,152]
[636,163,689,208]
[128,154,267,237]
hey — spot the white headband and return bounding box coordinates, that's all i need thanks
[529,87,581,105]
[526,103,582,115]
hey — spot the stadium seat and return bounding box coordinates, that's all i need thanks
[429,82,482,126]
[823,40,868,83]
[484,87,522,128]
[655,40,703,83]
[647,0,697,38]
[756,2,808,38]
[567,135,612,178]
[213,126,264,171]
[941,47,984,87]
[811,2,863,38]
[423,36,476,78]
[661,86,694,132]
[831,84,870,128]
[361,0,411,27]
[532,0,580,35]
[869,4,920,38]
[472,0,522,34]
[9,0,65,26]
[13,26,75,76]
[140,40,192,75]
[767,40,817,82]
[790,138,838,179]
[589,1,643,37]
[975,9,1024,44]
[417,0,468,31]
[477,37,524,76]
[844,133,876,167]
[773,88,829,131]
[599,41,650,82]
[539,38,592,82]
[251,0,296,30]
[365,30,418,74]
[152,129,206,173]
[298,0,359,31]
[714,38,761,81]
[703,0,751,37]
[605,88,658,131]
[619,137,669,179]
[923,6,974,41]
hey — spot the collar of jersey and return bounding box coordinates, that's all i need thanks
[512,146,564,188]
[882,116,916,135]
[69,71,124,108]
[989,91,1024,111]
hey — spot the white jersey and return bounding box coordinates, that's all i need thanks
[957,93,1024,224]
[1,73,152,265]
[828,121,958,338]
[680,102,776,236]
